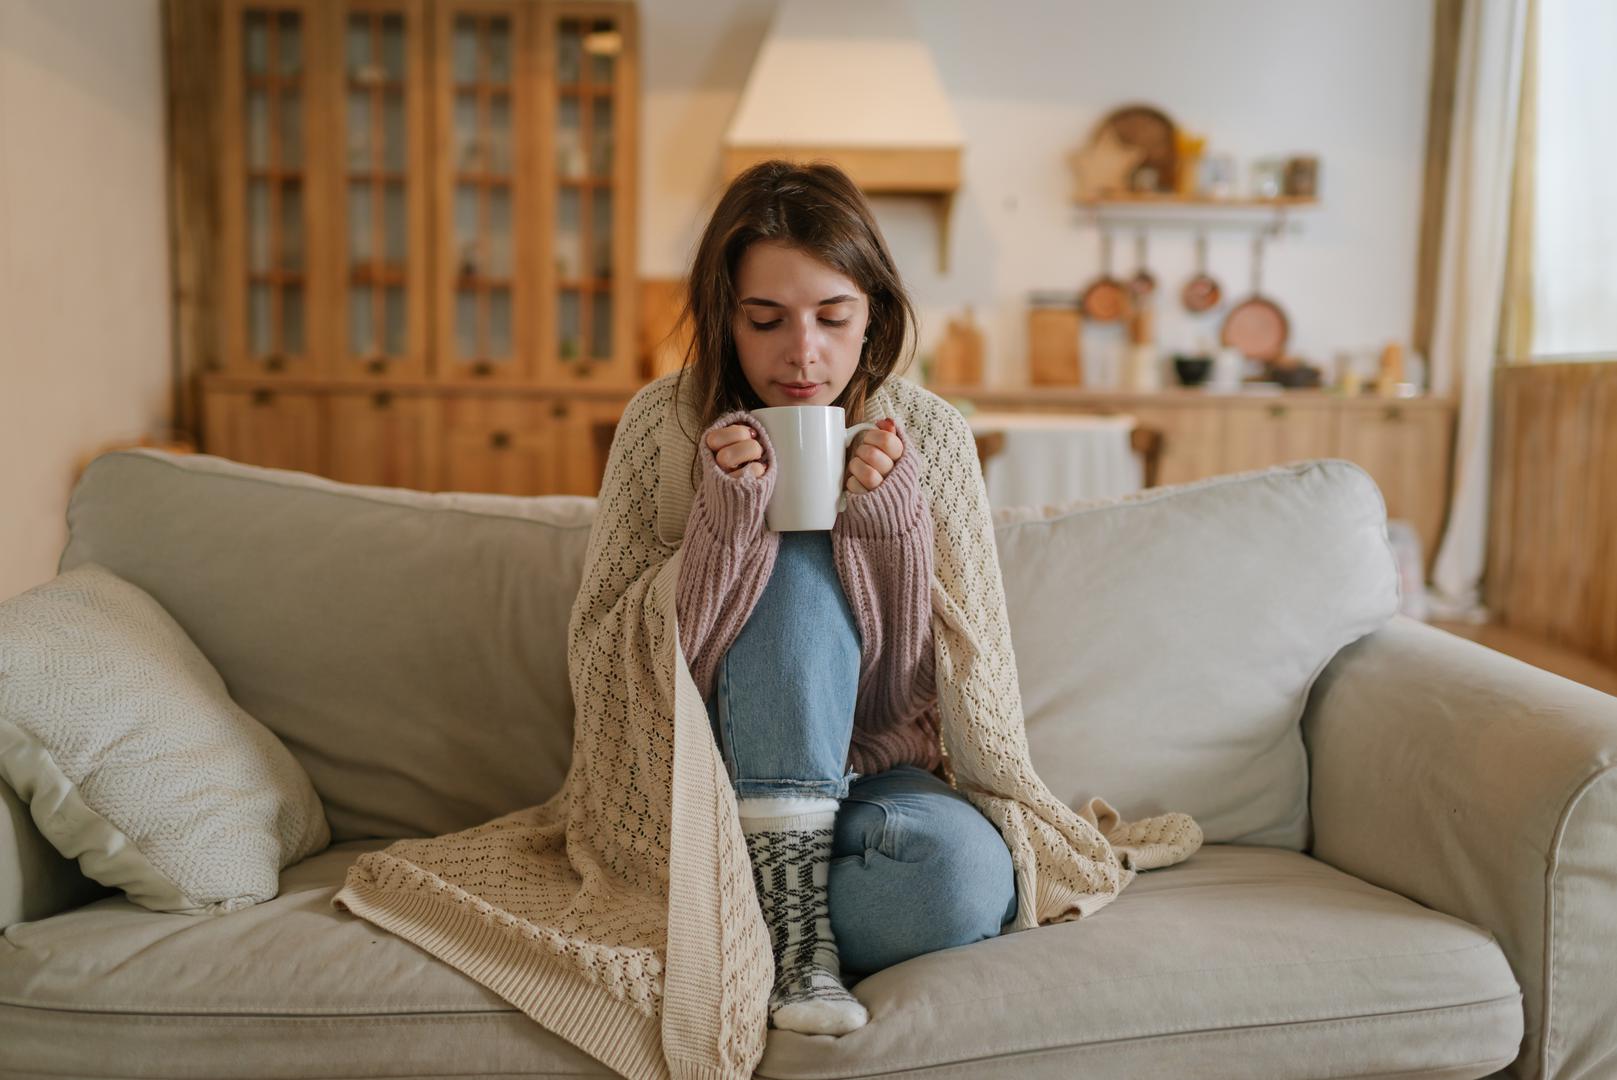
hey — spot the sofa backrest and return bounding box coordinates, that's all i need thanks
[993,460,1399,849]
[60,450,595,843]
[61,450,1397,849]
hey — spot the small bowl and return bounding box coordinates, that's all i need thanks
[1173,355,1213,386]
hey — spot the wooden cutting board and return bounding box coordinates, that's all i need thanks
[932,307,984,386]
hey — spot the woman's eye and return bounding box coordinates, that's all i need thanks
[746,318,850,331]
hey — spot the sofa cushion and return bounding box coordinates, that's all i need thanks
[0,562,329,914]
[0,839,620,1078]
[993,461,1400,848]
[58,449,596,843]
[0,844,1520,1079]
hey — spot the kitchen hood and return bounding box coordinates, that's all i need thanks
[722,0,964,271]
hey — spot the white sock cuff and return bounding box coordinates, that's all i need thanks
[737,794,839,822]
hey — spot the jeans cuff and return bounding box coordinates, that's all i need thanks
[733,770,857,800]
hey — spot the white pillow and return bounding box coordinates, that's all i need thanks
[0,562,330,914]
[993,460,1400,849]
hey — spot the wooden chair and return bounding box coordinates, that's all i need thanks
[972,422,1164,490]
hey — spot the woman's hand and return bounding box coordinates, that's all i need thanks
[845,418,904,496]
[705,423,767,479]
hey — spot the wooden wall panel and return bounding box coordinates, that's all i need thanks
[1487,361,1617,668]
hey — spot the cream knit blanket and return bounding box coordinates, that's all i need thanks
[330,372,1202,1080]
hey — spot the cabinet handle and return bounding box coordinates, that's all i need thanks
[472,361,493,377]
[1267,404,1288,419]
[551,401,569,419]
[366,357,387,375]
[1382,405,1404,422]
[251,388,275,406]
[372,391,393,409]
[490,430,511,450]
[264,355,284,373]
[573,360,593,378]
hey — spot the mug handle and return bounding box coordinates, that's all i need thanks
[835,422,880,513]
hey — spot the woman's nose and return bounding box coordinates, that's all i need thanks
[784,315,824,357]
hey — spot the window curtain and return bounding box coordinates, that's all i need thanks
[1426,0,1534,618]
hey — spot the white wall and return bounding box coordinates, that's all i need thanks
[0,0,171,600]
[640,0,1434,385]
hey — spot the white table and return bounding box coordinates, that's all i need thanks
[966,411,1143,510]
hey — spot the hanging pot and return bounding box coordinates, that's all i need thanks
[1079,230,1130,323]
[1219,232,1289,362]
[1181,230,1223,313]
[1129,228,1156,300]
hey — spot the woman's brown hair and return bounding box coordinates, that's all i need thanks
[670,159,919,490]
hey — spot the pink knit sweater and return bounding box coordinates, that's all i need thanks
[675,408,942,780]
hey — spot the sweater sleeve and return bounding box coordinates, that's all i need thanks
[675,409,783,702]
[831,419,937,738]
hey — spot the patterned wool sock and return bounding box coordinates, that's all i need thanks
[737,795,869,1035]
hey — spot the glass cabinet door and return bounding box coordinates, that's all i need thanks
[433,1,533,383]
[222,0,331,376]
[538,4,637,386]
[334,1,429,379]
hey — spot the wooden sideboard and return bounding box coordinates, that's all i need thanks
[201,375,633,496]
[932,384,1456,571]
[201,375,1456,570]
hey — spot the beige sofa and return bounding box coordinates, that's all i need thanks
[4,445,1616,1080]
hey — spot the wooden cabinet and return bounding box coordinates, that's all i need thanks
[1337,401,1454,559]
[1126,405,1226,487]
[195,0,639,496]
[941,386,1456,570]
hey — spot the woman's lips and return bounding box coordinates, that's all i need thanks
[778,382,820,399]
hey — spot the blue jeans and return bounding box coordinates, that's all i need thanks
[705,530,1019,976]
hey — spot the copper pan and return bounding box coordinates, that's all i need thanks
[1219,232,1289,362]
[1079,230,1130,323]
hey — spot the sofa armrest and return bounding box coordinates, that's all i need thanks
[1,778,112,930]
[1304,614,1617,1079]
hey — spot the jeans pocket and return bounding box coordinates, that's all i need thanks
[838,792,901,862]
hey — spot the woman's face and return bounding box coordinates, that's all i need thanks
[731,240,870,408]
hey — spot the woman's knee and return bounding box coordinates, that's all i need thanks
[829,799,1017,972]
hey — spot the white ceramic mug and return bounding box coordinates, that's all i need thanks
[749,405,877,532]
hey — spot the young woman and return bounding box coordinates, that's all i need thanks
[664,160,1018,1036]
[331,160,1197,1079]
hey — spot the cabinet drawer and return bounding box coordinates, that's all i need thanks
[202,388,326,475]
[1222,400,1340,474]
[440,396,556,495]
[326,390,441,491]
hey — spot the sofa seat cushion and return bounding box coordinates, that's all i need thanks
[0,840,620,1079]
[3,843,1521,1080]
[759,845,1523,1080]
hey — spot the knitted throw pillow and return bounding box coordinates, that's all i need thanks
[0,562,330,914]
